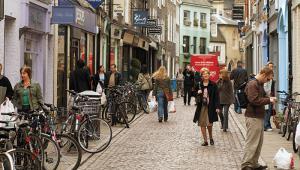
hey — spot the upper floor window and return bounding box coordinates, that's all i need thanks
[183,36,190,53]
[199,38,206,54]
[184,10,191,26]
[200,13,207,28]
[194,12,198,27]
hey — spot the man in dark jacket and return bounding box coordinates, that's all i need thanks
[241,67,275,170]
[230,61,248,114]
[183,65,194,105]
[69,59,91,93]
[104,64,122,88]
[0,64,13,104]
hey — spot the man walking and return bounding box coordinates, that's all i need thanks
[241,67,276,170]
[230,61,248,114]
[176,68,184,98]
[263,62,275,131]
[183,65,194,105]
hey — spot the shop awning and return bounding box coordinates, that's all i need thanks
[149,41,158,50]
[123,32,134,44]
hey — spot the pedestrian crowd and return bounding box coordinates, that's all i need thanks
[0,58,277,170]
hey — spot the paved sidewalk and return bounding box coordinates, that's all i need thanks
[79,98,245,170]
[230,107,300,170]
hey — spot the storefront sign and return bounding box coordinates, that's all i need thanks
[232,6,244,20]
[114,0,124,16]
[148,26,162,35]
[52,6,97,34]
[86,0,105,9]
[0,0,4,21]
[75,8,85,26]
[145,19,157,28]
[133,11,148,26]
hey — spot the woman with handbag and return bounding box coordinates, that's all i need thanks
[193,68,220,146]
[216,69,234,132]
[152,66,172,122]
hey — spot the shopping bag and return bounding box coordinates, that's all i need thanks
[168,101,176,113]
[96,83,103,94]
[100,93,107,105]
[0,99,16,127]
[295,122,300,145]
[148,99,157,113]
[273,147,293,169]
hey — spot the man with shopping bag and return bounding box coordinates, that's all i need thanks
[241,67,276,170]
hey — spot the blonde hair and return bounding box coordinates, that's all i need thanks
[152,66,168,80]
[201,67,210,75]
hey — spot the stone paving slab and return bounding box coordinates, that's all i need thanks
[79,99,245,170]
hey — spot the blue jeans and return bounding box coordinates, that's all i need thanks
[234,92,241,113]
[264,104,272,129]
[157,91,168,119]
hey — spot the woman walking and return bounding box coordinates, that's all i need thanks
[152,66,172,122]
[216,69,234,132]
[193,68,220,146]
[137,66,152,102]
[13,66,43,112]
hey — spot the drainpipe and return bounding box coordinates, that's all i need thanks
[288,0,292,94]
[267,0,269,62]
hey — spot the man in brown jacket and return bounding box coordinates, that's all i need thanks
[241,67,276,170]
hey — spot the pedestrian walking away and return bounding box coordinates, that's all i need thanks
[69,59,91,93]
[0,63,13,104]
[230,61,248,114]
[263,62,276,132]
[193,68,220,146]
[176,68,184,98]
[241,67,276,170]
[216,69,234,132]
[12,66,44,113]
[136,65,152,104]
[152,66,172,123]
[183,65,194,105]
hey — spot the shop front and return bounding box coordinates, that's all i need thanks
[243,31,253,75]
[52,4,97,107]
[19,1,53,102]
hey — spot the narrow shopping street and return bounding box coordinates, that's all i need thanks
[79,98,245,170]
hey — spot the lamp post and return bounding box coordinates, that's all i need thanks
[106,0,113,69]
[0,0,4,21]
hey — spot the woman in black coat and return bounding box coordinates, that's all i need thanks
[193,68,220,146]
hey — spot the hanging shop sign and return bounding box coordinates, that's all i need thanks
[114,0,124,16]
[86,0,105,9]
[148,26,162,35]
[133,11,149,26]
[232,6,244,20]
[145,19,157,28]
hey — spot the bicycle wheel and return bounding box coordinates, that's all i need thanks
[40,134,60,170]
[293,120,299,153]
[0,152,14,170]
[102,105,111,123]
[20,133,44,166]
[282,107,289,137]
[60,114,76,135]
[286,113,293,141]
[138,95,149,114]
[116,102,137,124]
[78,117,112,153]
[56,134,82,170]
[7,148,42,170]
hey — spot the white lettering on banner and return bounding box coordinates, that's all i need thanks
[76,8,85,26]
[134,14,147,24]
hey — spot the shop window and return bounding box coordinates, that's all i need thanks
[200,13,207,28]
[193,37,197,54]
[24,33,38,79]
[183,36,190,53]
[88,35,95,74]
[183,10,191,26]
[199,38,206,54]
[80,32,87,63]
[57,26,67,107]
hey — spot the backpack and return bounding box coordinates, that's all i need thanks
[235,77,257,109]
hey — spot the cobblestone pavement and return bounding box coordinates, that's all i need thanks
[79,98,245,170]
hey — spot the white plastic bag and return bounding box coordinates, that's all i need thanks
[148,99,157,113]
[148,90,154,102]
[168,101,176,113]
[295,122,300,145]
[0,99,16,127]
[96,83,102,94]
[273,147,293,169]
[100,93,107,105]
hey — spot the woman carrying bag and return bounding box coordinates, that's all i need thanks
[137,66,152,102]
[216,69,234,132]
[152,66,172,122]
[193,68,220,146]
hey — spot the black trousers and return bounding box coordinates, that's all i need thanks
[184,85,192,105]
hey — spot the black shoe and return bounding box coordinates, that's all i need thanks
[184,103,186,106]
[210,139,214,145]
[164,117,168,122]
[254,165,267,170]
[188,103,191,106]
[201,141,208,146]
[158,117,163,122]
[223,129,227,132]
